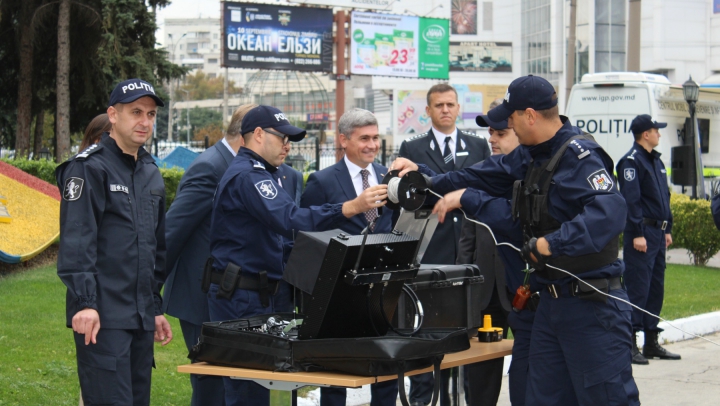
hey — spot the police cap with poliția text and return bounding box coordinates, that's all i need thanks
[629,114,667,135]
[488,75,558,123]
[241,105,307,142]
[476,105,509,130]
[108,79,165,108]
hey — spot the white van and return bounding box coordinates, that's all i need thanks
[565,72,720,176]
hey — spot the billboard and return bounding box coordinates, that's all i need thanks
[222,2,333,72]
[396,84,507,134]
[451,0,477,35]
[289,0,392,10]
[350,12,450,79]
[450,42,512,72]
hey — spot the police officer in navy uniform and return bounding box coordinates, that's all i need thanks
[459,104,538,406]
[208,105,387,406]
[56,79,173,406]
[616,114,680,365]
[392,75,640,405]
[398,83,490,406]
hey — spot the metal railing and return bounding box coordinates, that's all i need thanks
[149,137,401,172]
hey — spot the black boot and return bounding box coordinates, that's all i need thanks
[632,332,649,365]
[643,330,681,360]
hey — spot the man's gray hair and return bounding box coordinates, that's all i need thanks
[226,103,258,139]
[338,108,377,138]
[488,98,504,111]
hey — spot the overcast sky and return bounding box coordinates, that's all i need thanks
[156,0,221,47]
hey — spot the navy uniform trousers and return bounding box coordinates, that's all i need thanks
[622,227,666,332]
[526,288,640,406]
[208,281,294,406]
[506,308,535,406]
[74,329,154,406]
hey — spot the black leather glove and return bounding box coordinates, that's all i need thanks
[521,237,549,270]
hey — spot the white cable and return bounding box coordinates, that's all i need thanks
[424,187,720,347]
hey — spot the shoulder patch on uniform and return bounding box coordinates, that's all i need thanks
[587,169,614,191]
[405,132,430,142]
[623,168,636,181]
[63,177,84,201]
[75,143,103,160]
[255,180,278,199]
[252,160,266,170]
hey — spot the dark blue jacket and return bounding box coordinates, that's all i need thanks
[210,148,345,280]
[163,143,234,326]
[56,133,166,331]
[301,159,393,234]
[398,129,490,264]
[616,142,673,238]
[423,119,627,281]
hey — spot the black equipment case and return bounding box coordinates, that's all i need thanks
[396,264,485,336]
[190,313,470,376]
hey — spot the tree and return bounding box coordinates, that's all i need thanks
[177,70,241,101]
[55,0,71,161]
[194,123,223,147]
[0,0,186,160]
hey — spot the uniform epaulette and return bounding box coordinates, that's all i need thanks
[460,130,482,138]
[405,132,430,142]
[75,143,103,160]
[251,160,266,170]
[627,149,637,160]
[568,138,591,160]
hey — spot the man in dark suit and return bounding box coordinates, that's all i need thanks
[301,108,397,406]
[162,104,257,406]
[398,84,490,406]
[276,163,303,205]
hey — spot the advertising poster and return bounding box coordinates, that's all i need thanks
[397,90,431,134]
[396,85,508,133]
[450,42,512,72]
[451,0,477,35]
[454,84,507,128]
[350,12,449,79]
[289,0,392,9]
[222,2,333,72]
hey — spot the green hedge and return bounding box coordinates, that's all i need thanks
[670,193,720,266]
[1,158,58,185]
[1,158,184,211]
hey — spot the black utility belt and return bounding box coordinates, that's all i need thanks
[546,276,623,303]
[643,218,668,231]
[203,259,280,306]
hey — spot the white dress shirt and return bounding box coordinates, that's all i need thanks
[344,155,378,197]
[432,126,457,162]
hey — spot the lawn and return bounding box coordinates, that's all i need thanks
[0,263,718,405]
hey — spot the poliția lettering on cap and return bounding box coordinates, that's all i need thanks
[488,75,558,123]
[240,105,307,142]
[108,79,165,108]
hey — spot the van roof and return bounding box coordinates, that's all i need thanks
[579,72,671,85]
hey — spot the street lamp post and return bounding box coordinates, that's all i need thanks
[181,89,190,144]
[166,32,187,142]
[683,76,705,199]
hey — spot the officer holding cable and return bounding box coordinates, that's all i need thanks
[207,105,387,406]
[390,75,639,406]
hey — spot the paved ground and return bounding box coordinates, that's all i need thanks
[496,332,720,406]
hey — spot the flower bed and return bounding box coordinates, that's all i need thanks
[0,161,60,263]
